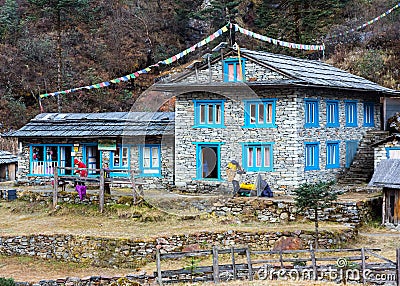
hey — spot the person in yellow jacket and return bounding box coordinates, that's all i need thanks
[226,160,245,196]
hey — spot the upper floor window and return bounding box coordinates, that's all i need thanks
[363,102,374,127]
[326,141,340,169]
[304,99,319,128]
[243,99,276,128]
[326,100,339,127]
[193,100,225,128]
[223,58,245,82]
[139,145,161,177]
[305,142,319,171]
[242,143,274,172]
[345,100,358,127]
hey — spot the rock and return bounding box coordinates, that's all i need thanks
[273,236,303,251]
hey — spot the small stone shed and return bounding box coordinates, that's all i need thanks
[369,159,400,226]
[0,150,17,181]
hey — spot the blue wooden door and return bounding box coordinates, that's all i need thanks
[345,140,358,168]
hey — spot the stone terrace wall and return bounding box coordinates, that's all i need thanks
[0,229,356,269]
[212,197,382,227]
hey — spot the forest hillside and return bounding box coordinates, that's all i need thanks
[0,0,399,132]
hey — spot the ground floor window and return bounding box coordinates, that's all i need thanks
[139,145,161,176]
[326,141,340,169]
[242,143,273,172]
[30,144,73,176]
[305,142,320,171]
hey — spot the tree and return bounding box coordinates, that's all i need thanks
[26,0,93,112]
[0,0,21,43]
[293,180,338,249]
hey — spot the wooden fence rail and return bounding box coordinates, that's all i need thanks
[155,246,400,285]
[53,167,143,212]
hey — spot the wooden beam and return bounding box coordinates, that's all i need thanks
[212,246,220,284]
[99,168,105,213]
[53,167,58,209]
[246,247,253,281]
[156,248,163,286]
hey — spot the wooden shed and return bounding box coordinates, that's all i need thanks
[0,150,18,181]
[369,159,400,226]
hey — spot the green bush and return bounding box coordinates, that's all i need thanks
[0,277,15,286]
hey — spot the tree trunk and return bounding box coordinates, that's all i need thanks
[314,207,319,250]
[56,8,62,113]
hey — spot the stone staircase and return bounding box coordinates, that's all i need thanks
[338,130,389,185]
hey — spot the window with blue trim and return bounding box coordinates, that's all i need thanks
[242,143,273,172]
[223,58,245,82]
[385,147,400,159]
[326,100,339,127]
[139,145,161,176]
[363,102,374,127]
[326,141,340,169]
[194,100,225,128]
[304,99,319,128]
[244,99,276,128]
[30,144,74,176]
[305,142,319,171]
[345,100,358,127]
[110,146,130,169]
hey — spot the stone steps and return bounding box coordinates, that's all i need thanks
[338,130,389,184]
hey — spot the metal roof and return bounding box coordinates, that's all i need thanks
[0,150,18,164]
[240,49,398,94]
[369,159,400,188]
[7,112,175,138]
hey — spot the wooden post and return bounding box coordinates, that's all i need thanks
[396,248,400,286]
[245,247,253,281]
[361,247,366,285]
[99,168,105,213]
[156,248,163,286]
[212,246,220,284]
[279,249,284,268]
[53,167,58,209]
[310,245,317,281]
[231,246,237,280]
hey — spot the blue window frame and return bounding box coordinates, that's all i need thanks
[326,141,340,169]
[243,99,277,128]
[193,100,225,128]
[305,142,320,171]
[326,100,339,127]
[345,100,358,127]
[139,145,161,177]
[108,145,130,177]
[223,58,245,82]
[304,99,319,128]
[363,102,374,127]
[193,142,223,180]
[242,143,274,172]
[30,144,74,176]
[385,147,400,159]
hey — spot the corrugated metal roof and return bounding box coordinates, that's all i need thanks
[369,159,400,188]
[7,112,175,138]
[239,49,398,94]
[0,150,18,164]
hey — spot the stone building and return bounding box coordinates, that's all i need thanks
[6,47,399,194]
[0,150,17,181]
[6,112,175,189]
[154,48,398,193]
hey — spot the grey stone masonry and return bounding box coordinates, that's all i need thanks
[174,85,381,194]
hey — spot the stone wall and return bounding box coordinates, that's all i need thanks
[174,87,380,194]
[0,229,356,269]
[211,197,381,227]
[373,138,400,169]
